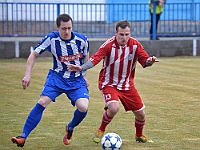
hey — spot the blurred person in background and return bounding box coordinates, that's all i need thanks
[149,0,166,40]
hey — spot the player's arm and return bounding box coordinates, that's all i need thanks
[68,46,107,72]
[67,58,94,72]
[22,34,51,89]
[82,52,90,86]
[22,51,39,90]
[136,41,159,67]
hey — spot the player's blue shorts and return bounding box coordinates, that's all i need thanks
[41,69,89,106]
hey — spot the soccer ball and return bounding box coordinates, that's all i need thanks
[101,132,122,150]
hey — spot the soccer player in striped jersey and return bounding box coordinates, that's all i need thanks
[11,14,90,147]
[67,20,159,143]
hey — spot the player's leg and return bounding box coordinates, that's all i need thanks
[133,109,148,143]
[93,86,120,143]
[11,96,52,147]
[11,70,61,147]
[134,109,153,143]
[119,88,149,143]
[155,13,161,40]
[149,12,153,40]
[149,12,161,40]
[63,87,89,145]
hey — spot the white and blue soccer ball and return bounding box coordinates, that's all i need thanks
[101,132,122,150]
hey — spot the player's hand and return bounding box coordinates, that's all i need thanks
[22,75,30,90]
[67,64,82,72]
[147,56,159,65]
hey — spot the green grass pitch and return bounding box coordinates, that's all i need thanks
[0,57,200,150]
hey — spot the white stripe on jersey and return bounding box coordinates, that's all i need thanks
[59,40,70,78]
[118,46,130,90]
[102,47,116,87]
[131,45,138,70]
[51,37,64,73]
[113,46,122,85]
[35,37,51,54]
[123,45,137,90]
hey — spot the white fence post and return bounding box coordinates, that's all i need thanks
[15,41,19,58]
[193,39,197,56]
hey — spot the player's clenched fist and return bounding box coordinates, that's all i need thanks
[22,75,30,89]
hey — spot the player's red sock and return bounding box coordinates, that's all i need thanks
[99,111,113,132]
[135,118,145,137]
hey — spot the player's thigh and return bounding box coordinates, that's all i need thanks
[119,88,144,111]
[41,84,62,102]
[101,86,120,107]
[66,86,89,106]
[38,96,52,107]
[41,70,63,102]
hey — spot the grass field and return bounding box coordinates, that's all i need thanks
[0,57,200,150]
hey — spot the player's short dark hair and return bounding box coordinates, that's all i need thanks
[56,14,73,27]
[116,20,130,31]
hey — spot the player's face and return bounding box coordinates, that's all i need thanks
[57,20,72,40]
[115,26,130,46]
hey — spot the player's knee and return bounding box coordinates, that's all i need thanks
[76,98,89,112]
[108,102,120,114]
[134,110,146,120]
[78,105,88,112]
[138,113,146,120]
[38,96,52,107]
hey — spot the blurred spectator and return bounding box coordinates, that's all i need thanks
[149,0,166,40]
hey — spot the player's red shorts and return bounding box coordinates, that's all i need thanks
[101,86,145,112]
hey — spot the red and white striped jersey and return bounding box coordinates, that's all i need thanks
[90,36,150,90]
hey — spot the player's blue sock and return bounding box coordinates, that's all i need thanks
[21,103,45,138]
[68,109,88,130]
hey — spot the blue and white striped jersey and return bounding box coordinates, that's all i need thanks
[34,31,89,79]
